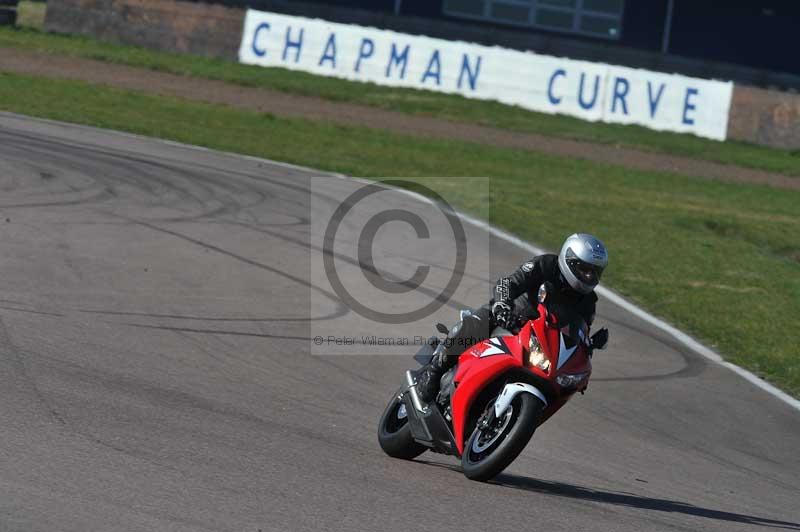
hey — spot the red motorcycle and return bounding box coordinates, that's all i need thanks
[378,283,607,481]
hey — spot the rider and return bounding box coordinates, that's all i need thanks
[416,233,610,403]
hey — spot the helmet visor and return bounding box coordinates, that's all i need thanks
[566,256,603,285]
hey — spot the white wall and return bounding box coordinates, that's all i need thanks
[239,9,733,140]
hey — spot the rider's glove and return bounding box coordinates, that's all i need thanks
[590,327,609,352]
[492,301,515,330]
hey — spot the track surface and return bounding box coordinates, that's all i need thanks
[0,112,798,532]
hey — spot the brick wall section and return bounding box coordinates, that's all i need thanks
[44,0,245,60]
[728,85,800,150]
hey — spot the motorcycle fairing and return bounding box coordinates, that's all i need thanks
[450,335,525,455]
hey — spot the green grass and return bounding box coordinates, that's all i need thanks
[1,70,798,397]
[1,26,799,176]
[15,1,46,30]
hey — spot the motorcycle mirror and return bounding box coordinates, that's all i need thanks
[436,323,449,335]
[590,328,609,350]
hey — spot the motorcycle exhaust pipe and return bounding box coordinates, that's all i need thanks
[405,370,427,413]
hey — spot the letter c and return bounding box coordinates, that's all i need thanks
[548,69,566,105]
[252,22,270,58]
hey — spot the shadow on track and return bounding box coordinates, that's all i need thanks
[416,460,798,530]
[492,473,800,530]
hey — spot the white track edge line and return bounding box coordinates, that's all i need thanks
[4,112,798,412]
[0,112,348,178]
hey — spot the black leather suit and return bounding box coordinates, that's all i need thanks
[431,254,598,372]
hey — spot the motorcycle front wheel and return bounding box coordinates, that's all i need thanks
[461,393,543,481]
[377,389,426,460]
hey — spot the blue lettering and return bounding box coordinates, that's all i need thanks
[457,54,482,91]
[385,43,410,79]
[611,77,630,115]
[319,33,337,68]
[355,38,374,73]
[683,87,698,125]
[578,72,600,110]
[647,81,666,118]
[252,22,270,58]
[548,69,566,105]
[421,50,442,85]
[282,26,304,63]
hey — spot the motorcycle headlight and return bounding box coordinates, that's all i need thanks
[556,371,590,388]
[526,335,550,373]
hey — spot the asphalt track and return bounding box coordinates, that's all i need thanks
[0,112,798,532]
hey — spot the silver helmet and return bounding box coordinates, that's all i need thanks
[558,233,608,294]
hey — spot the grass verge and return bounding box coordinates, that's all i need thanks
[1,71,798,397]
[1,26,799,176]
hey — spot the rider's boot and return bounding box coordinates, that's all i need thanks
[416,343,447,403]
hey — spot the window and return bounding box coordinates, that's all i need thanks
[491,2,532,23]
[443,0,485,17]
[443,0,624,39]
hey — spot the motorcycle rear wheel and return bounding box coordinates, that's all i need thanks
[378,390,426,460]
[461,393,542,481]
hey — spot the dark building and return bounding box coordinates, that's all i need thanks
[236,0,800,90]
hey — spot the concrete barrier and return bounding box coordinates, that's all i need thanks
[44,0,244,60]
[728,85,800,150]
